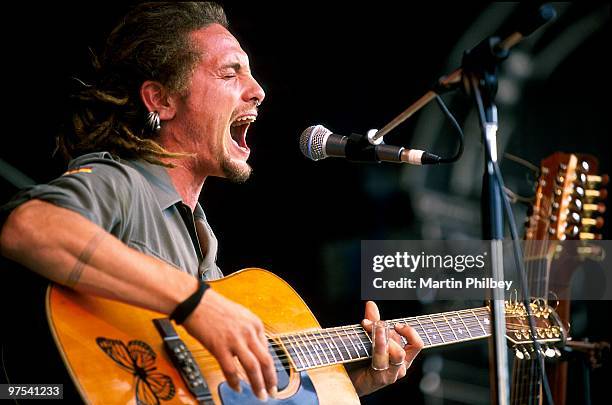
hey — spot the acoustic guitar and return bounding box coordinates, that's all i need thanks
[45,268,566,404]
[511,152,608,405]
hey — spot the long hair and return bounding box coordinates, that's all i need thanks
[57,2,228,166]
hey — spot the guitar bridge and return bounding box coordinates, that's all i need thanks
[154,318,214,405]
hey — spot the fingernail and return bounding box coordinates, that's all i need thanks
[257,388,268,402]
[363,319,372,326]
[395,323,406,329]
[268,386,278,398]
[232,382,242,393]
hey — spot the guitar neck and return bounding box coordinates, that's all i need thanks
[277,306,492,371]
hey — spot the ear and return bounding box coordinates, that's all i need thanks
[140,80,176,121]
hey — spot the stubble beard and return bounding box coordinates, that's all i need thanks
[220,154,252,183]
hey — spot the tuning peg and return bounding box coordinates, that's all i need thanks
[554,347,562,357]
[583,203,606,214]
[568,212,581,223]
[515,347,524,359]
[580,161,590,173]
[581,217,605,229]
[579,232,602,240]
[544,346,556,358]
[565,225,580,238]
[585,189,608,200]
[569,197,583,211]
[574,186,585,198]
[522,347,531,360]
[587,174,609,186]
[556,175,565,185]
[577,245,605,261]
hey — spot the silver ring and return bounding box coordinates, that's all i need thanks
[400,336,409,348]
[370,364,389,371]
[390,361,405,367]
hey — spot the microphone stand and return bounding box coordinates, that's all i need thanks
[461,36,510,405]
[368,5,557,404]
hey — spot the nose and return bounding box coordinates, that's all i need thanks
[245,75,266,107]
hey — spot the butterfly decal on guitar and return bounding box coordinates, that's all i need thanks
[96,337,176,405]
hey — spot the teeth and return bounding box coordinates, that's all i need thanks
[231,115,257,127]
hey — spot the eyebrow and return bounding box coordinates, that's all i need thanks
[220,62,243,71]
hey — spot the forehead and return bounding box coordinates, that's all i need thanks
[190,24,249,66]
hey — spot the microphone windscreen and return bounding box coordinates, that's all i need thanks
[300,125,332,160]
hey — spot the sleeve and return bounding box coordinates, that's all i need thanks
[0,152,139,236]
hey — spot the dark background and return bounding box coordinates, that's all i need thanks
[1,2,610,404]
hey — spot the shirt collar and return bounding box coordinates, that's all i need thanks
[125,160,182,210]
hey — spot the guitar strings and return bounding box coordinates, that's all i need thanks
[514,177,555,404]
[188,308,494,358]
[187,311,551,370]
[188,307,494,356]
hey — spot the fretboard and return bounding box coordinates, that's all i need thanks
[277,307,491,371]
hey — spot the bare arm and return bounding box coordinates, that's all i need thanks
[0,199,277,400]
[0,199,198,313]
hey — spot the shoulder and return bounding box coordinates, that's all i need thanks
[60,152,149,191]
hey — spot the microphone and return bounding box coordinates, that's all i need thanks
[299,125,441,165]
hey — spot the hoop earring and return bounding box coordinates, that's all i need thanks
[145,111,161,133]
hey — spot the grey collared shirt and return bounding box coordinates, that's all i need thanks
[1,152,222,281]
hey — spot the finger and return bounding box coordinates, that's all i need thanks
[387,325,404,346]
[252,330,278,397]
[235,345,268,401]
[395,324,425,366]
[216,350,241,393]
[371,321,389,371]
[364,301,380,322]
[387,339,407,380]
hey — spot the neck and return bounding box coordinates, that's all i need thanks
[277,306,492,371]
[164,158,207,211]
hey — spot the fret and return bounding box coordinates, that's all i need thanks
[299,332,323,366]
[428,316,458,343]
[308,331,331,365]
[442,313,459,341]
[349,328,370,357]
[456,313,481,337]
[334,329,356,359]
[428,315,446,343]
[418,316,443,345]
[324,329,345,362]
[414,317,432,346]
[318,330,338,363]
[456,311,473,338]
[293,333,316,368]
[281,335,305,370]
[403,319,427,345]
[469,309,488,336]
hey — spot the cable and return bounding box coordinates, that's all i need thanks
[503,152,540,174]
[504,186,534,205]
[434,95,464,164]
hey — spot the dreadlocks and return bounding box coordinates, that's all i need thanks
[58,2,228,167]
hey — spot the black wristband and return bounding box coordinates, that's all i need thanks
[170,281,209,324]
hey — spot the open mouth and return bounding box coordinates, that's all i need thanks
[230,114,256,152]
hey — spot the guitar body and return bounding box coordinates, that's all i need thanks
[46,268,359,405]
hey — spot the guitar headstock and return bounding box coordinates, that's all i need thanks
[525,152,608,246]
[504,299,566,360]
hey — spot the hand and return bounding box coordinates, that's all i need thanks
[183,289,277,401]
[348,301,424,396]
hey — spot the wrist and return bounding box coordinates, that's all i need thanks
[170,279,209,324]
